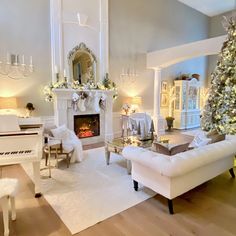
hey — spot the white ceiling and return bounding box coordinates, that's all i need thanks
[177,0,236,17]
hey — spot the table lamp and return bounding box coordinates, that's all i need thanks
[131,96,142,113]
[0,97,18,113]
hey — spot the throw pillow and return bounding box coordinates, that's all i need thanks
[152,142,171,155]
[206,130,225,144]
[206,130,218,137]
[189,134,211,148]
[51,125,70,140]
[152,142,190,156]
[170,143,190,155]
[43,125,57,137]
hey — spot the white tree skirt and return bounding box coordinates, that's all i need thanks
[21,147,155,234]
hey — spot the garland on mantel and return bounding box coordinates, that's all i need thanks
[43,73,118,102]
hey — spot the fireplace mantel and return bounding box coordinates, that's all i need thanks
[53,89,114,144]
[53,88,115,97]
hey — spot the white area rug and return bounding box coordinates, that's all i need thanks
[22,147,155,234]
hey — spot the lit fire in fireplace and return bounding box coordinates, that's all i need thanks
[74,114,100,139]
[78,124,94,138]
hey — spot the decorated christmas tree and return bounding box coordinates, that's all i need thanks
[201,17,236,134]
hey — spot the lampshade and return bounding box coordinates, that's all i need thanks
[131,96,142,105]
[0,97,17,109]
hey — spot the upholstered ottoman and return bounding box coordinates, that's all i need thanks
[0,178,19,236]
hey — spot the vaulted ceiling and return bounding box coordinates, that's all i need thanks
[177,0,235,17]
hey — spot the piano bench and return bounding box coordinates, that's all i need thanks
[0,178,19,236]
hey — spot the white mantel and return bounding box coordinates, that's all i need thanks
[53,88,114,144]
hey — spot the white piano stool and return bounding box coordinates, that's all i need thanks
[0,178,19,236]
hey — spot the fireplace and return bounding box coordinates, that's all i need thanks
[74,114,100,139]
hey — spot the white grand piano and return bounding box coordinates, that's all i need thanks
[0,115,43,198]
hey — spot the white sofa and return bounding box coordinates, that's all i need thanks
[122,136,236,214]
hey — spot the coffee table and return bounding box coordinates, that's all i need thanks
[105,136,153,174]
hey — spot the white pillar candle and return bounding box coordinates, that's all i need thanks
[122,68,125,75]
[30,56,33,66]
[54,65,58,74]
[63,69,66,77]
[15,54,18,65]
[22,55,25,65]
[7,52,10,64]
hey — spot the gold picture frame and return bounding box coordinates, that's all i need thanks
[161,81,168,92]
[161,93,168,107]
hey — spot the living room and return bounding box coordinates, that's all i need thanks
[0,0,235,235]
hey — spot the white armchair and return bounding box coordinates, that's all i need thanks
[44,124,84,163]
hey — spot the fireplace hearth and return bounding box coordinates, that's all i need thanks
[74,114,100,139]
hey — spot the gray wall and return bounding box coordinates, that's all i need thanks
[109,0,209,111]
[207,10,233,84]
[0,0,52,116]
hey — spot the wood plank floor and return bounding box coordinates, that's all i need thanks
[0,151,235,235]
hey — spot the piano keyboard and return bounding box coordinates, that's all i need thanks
[0,150,34,156]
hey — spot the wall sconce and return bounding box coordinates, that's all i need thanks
[0,53,33,79]
[120,68,138,83]
[77,13,88,26]
[63,13,96,31]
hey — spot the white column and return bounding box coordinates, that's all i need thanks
[100,0,109,81]
[50,0,64,82]
[153,68,165,135]
[104,91,114,141]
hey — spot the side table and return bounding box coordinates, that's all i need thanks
[121,114,130,137]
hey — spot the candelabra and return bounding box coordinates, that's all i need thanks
[0,53,33,80]
[54,65,68,87]
[120,68,138,83]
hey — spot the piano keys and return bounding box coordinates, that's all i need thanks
[0,129,43,198]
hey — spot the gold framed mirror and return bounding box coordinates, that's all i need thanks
[68,43,97,84]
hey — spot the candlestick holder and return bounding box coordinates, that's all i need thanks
[0,53,34,80]
[56,73,60,82]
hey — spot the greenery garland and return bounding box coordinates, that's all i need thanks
[43,73,118,102]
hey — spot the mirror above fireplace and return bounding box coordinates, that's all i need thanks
[68,43,97,84]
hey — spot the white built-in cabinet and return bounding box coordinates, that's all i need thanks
[173,78,201,129]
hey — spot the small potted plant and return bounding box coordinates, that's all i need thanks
[26,102,35,117]
[166,116,175,131]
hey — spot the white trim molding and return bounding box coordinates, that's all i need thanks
[147,35,226,69]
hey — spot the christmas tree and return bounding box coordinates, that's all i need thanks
[201,17,236,134]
